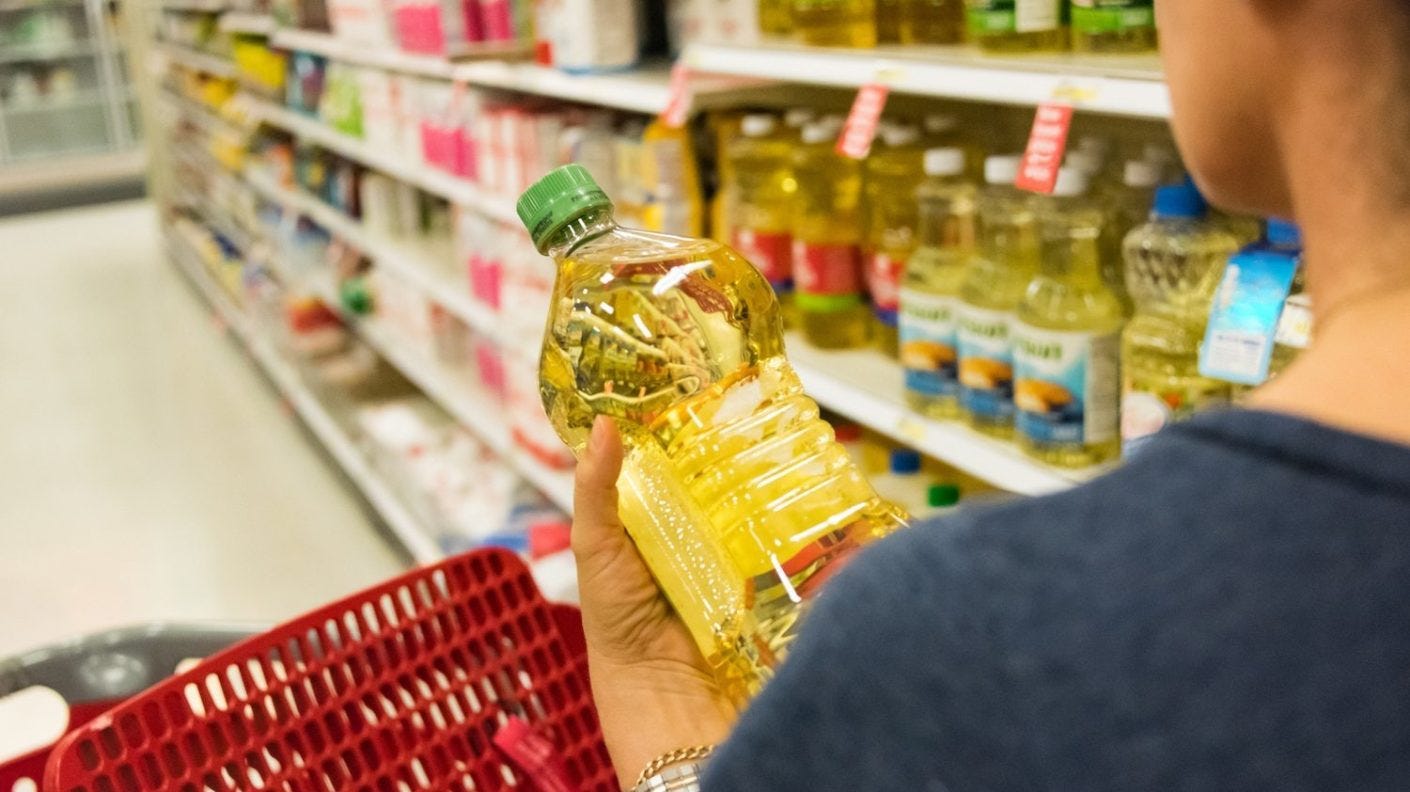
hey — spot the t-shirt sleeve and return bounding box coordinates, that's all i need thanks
[701,516,1032,792]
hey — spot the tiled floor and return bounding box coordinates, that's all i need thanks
[0,200,407,657]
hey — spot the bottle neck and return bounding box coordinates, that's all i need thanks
[543,207,616,260]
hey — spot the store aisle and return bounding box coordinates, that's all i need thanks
[0,200,407,657]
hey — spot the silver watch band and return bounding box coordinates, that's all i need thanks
[631,760,708,792]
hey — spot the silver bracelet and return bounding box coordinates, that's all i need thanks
[631,759,709,792]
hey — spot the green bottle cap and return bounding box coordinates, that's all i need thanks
[516,164,613,254]
[340,277,373,315]
[928,483,961,509]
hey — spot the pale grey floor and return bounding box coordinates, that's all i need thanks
[0,200,406,657]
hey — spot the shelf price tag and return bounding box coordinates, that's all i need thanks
[836,81,891,160]
[1015,101,1074,195]
[660,62,694,129]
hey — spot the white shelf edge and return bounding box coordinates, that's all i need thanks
[160,0,227,11]
[683,42,1172,120]
[161,42,237,79]
[270,29,457,78]
[239,94,519,222]
[165,229,445,564]
[452,60,675,114]
[786,333,1111,495]
[219,11,276,35]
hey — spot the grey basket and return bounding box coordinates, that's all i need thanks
[0,622,262,705]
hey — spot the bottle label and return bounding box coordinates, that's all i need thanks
[734,227,794,293]
[957,304,1015,419]
[1070,0,1155,33]
[1013,326,1119,446]
[1120,380,1228,456]
[865,251,904,326]
[900,289,960,398]
[1199,250,1299,385]
[1273,293,1313,349]
[966,0,1060,34]
[793,240,864,311]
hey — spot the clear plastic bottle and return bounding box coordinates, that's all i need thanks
[966,0,1067,51]
[901,0,965,43]
[760,0,794,35]
[793,0,878,47]
[728,113,798,328]
[863,123,926,358]
[522,165,908,700]
[1069,0,1157,53]
[1013,168,1126,467]
[791,119,871,349]
[957,155,1038,437]
[900,148,976,419]
[1097,159,1163,315]
[877,0,904,41]
[1120,181,1241,454]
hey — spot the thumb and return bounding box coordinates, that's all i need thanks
[573,417,628,564]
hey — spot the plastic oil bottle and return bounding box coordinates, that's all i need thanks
[793,0,878,47]
[791,118,871,349]
[1069,0,1158,53]
[901,0,965,43]
[966,0,1066,51]
[1120,180,1241,453]
[1096,159,1163,315]
[863,123,926,357]
[727,113,798,327]
[522,165,908,700]
[957,155,1037,437]
[760,0,794,35]
[900,148,976,419]
[1012,167,1126,467]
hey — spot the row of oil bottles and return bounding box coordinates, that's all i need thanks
[747,0,1156,52]
[718,109,1306,470]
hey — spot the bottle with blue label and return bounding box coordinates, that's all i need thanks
[900,148,976,419]
[1012,167,1126,467]
[1120,181,1241,455]
[1200,219,1304,391]
[958,155,1038,438]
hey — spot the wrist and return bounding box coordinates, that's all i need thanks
[588,659,734,789]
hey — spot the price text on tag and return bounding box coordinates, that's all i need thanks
[1015,102,1075,195]
[660,62,693,129]
[836,82,891,160]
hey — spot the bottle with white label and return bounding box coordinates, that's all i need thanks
[1013,167,1126,467]
[966,0,1067,52]
[901,148,977,419]
[1120,181,1240,454]
[549,0,641,73]
[958,155,1039,438]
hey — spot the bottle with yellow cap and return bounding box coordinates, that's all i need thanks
[522,164,908,701]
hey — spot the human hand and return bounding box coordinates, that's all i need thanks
[573,417,737,788]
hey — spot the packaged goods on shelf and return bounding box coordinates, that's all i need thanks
[391,0,531,55]
[232,36,287,95]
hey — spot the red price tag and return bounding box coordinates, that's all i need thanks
[1015,102,1075,195]
[659,62,693,129]
[835,82,890,160]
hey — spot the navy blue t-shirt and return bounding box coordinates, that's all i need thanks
[705,409,1410,791]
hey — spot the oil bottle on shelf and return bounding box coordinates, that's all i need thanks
[522,165,908,701]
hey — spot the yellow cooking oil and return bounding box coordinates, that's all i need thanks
[727,113,799,329]
[793,0,878,47]
[901,0,965,43]
[863,123,926,358]
[900,148,976,419]
[1120,181,1240,454]
[957,155,1038,438]
[791,118,872,349]
[1012,168,1126,467]
[1069,0,1157,53]
[708,112,747,245]
[966,0,1067,51]
[760,0,794,35]
[876,0,904,42]
[521,165,908,701]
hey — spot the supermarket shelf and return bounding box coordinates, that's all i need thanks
[275,255,576,511]
[162,88,245,138]
[683,41,1171,119]
[270,29,527,79]
[165,229,445,564]
[1,90,112,114]
[239,93,519,221]
[450,60,768,115]
[786,334,1111,495]
[0,38,98,63]
[218,11,275,35]
[161,42,238,78]
[0,147,146,197]
[160,0,226,11]
[243,168,509,346]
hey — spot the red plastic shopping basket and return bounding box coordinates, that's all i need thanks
[41,549,616,792]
